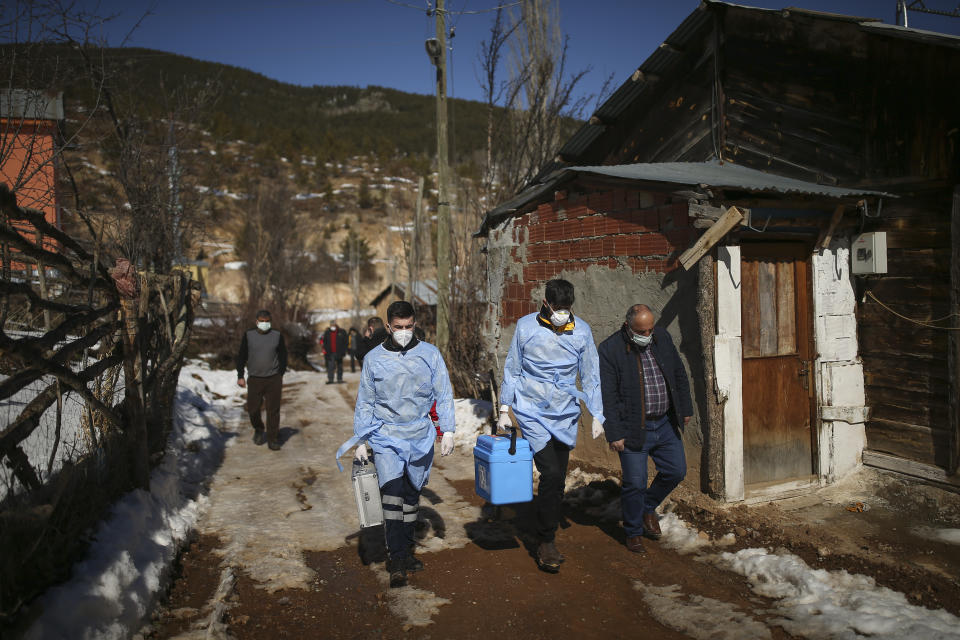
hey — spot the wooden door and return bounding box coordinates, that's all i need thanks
[741,243,816,486]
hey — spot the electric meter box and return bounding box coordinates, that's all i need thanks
[851,232,887,275]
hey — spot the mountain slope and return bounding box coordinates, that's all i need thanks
[101,47,491,162]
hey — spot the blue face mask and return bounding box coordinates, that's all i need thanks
[257,321,271,332]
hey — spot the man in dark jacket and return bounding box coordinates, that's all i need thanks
[598,304,692,553]
[237,309,288,450]
[322,321,348,384]
[357,316,388,363]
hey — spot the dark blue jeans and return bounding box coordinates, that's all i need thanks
[618,414,686,537]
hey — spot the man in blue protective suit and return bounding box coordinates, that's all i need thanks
[498,279,605,573]
[336,300,455,588]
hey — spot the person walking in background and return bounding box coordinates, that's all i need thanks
[237,309,287,451]
[357,316,388,363]
[322,321,348,384]
[598,304,692,554]
[337,301,455,588]
[498,279,605,573]
[347,326,360,373]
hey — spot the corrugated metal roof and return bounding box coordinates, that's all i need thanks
[370,279,438,307]
[569,162,891,197]
[408,279,438,306]
[0,90,63,120]
[476,161,891,236]
[857,21,960,48]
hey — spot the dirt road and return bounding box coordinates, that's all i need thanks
[141,367,960,640]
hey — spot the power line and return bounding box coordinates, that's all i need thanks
[384,0,521,15]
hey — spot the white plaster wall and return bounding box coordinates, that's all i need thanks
[716,335,744,501]
[716,246,744,501]
[812,239,868,482]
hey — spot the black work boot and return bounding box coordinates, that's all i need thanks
[387,559,408,587]
[405,555,424,573]
[253,430,265,446]
[537,541,562,573]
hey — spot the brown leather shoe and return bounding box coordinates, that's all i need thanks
[643,512,662,540]
[626,535,647,553]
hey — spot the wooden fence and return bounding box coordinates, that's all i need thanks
[0,185,200,624]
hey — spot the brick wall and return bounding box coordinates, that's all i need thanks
[494,187,697,326]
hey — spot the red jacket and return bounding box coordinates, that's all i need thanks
[430,401,441,437]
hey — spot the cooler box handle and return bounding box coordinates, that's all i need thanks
[495,425,518,455]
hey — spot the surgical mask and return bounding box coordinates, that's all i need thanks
[393,329,414,348]
[257,321,271,332]
[547,305,571,327]
[631,332,652,347]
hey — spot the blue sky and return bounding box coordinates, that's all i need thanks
[66,0,960,106]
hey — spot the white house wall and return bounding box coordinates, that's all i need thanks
[716,246,745,501]
[812,239,868,483]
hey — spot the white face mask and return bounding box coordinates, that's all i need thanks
[546,302,571,327]
[257,321,271,332]
[393,328,414,348]
[631,332,652,347]
[549,309,571,327]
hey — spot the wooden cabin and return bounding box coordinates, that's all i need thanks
[478,1,960,500]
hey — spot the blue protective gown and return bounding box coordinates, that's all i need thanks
[337,340,455,489]
[500,312,605,453]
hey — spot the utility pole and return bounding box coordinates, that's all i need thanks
[408,176,425,317]
[351,233,360,329]
[428,0,451,354]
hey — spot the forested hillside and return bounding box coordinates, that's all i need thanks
[99,47,491,163]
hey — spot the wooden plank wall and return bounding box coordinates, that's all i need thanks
[859,195,953,468]
[718,9,960,187]
[602,62,717,165]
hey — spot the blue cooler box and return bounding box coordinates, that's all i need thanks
[474,433,533,504]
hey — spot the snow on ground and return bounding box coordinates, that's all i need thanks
[713,546,960,639]
[304,307,376,325]
[912,526,960,545]
[451,398,492,444]
[647,510,960,639]
[23,363,236,640]
[2,344,126,501]
[1,374,90,500]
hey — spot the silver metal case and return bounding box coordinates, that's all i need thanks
[352,460,383,528]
